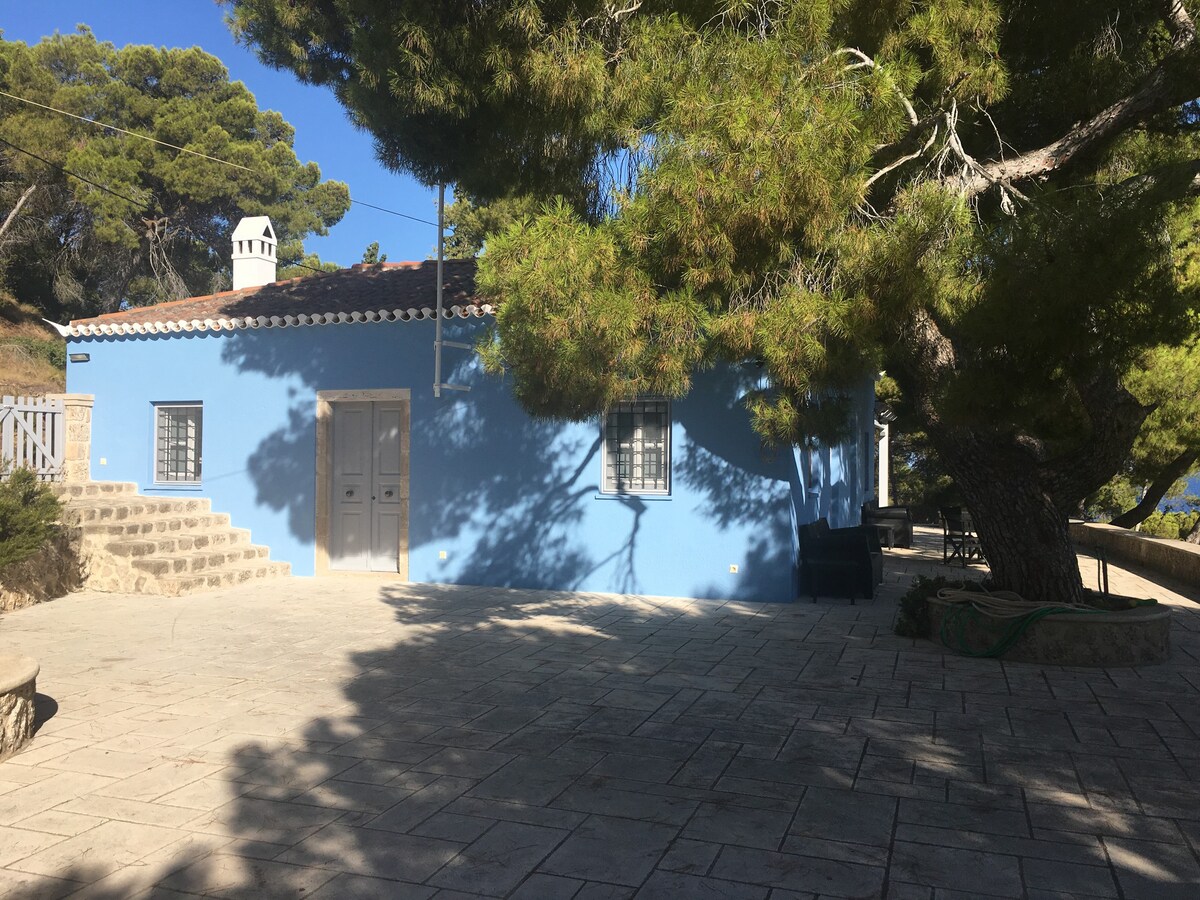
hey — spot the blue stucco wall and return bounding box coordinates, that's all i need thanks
[66,319,872,602]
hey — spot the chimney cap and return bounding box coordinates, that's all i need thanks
[231,216,278,290]
[232,216,276,243]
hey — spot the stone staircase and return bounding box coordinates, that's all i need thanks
[55,482,290,596]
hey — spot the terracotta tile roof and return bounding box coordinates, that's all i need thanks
[62,259,485,337]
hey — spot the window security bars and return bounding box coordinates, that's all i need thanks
[155,404,202,483]
[603,400,670,494]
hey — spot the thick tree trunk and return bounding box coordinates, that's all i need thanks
[937,440,1084,605]
[1186,517,1200,544]
[1110,449,1199,529]
[890,310,1149,608]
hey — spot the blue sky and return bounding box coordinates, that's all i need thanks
[3,0,441,266]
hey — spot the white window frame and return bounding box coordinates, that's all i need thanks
[601,399,671,495]
[153,403,203,484]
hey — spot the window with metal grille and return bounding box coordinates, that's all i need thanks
[154,404,202,483]
[602,400,670,494]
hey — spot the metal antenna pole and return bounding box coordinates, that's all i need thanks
[434,182,445,399]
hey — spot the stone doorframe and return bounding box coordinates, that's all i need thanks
[314,389,411,578]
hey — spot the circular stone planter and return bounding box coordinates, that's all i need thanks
[0,653,40,761]
[926,597,1170,666]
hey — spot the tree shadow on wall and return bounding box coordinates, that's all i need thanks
[222,324,644,592]
[245,402,316,544]
[673,365,799,600]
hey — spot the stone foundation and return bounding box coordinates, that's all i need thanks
[927,597,1171,666]
[0,527,84,612]
[0,654,39,761]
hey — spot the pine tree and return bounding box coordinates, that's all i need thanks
[228,0,1200,604]
[0,28,350,317]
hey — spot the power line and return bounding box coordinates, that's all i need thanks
[0,135,145,207]
[347,197,437,225]
[0,89,257,173]
[0,134,332,278]
[0,88,439,226]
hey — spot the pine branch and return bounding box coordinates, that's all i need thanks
[1116,157,1200,200]
[1110,447,1199,528]
[955,33,1199,199]
[832,48,919,126]
[0,183,37,248]
[863,124,939,194]
[1163,0,1197,48]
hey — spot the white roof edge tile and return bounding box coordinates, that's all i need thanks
[66,305,490,337]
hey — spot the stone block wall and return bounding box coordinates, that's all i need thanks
[48,393,93,483]
[1070,522,1200,593]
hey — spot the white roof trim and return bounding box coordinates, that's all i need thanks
[65,304,493,338]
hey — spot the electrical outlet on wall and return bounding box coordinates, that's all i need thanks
[729,564,739,574]
[99,457,107,465]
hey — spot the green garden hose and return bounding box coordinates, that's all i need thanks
[935,588,1107,658]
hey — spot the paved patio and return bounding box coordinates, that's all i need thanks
[1,530,1199,899]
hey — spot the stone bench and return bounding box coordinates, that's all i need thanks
[1070,522,1200,593]
[0,654,39,761]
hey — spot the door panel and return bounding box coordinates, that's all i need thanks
[370,403,405,572]
[330,403,372,570]
[328,399,407,573]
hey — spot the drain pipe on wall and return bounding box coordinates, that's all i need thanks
[434,182,445,399]
[431,183,472,398]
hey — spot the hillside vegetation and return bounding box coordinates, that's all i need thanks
[0,295,65,396]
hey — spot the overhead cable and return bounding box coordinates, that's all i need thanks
[0,134,331,276]
[0,88,439,226]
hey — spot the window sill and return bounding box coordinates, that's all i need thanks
[150,482,204,492]
[594,492,672,501]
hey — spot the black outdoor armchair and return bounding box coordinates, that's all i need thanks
[861,502,914,549]
[797,518,883,603]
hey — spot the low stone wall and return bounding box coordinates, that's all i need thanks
[0,527,84,613]
[0,654,38,761]
[928,596,1170,666]
[1070,522,1200,593]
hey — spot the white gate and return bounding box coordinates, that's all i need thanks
[0,395,65,481]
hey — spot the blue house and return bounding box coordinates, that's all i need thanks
[60,218,875,603]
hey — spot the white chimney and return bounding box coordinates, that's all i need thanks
[231,216,277,290]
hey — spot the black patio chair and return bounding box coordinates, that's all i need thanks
[940,505,984,567]
[797,518,882,603]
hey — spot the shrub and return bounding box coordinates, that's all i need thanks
[893,574,990,638]
[1140,510,1200,540]
[0,337,66,370]
[0,469,62,572]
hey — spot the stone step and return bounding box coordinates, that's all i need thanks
[131,545,271,577]
[52,481,139,499]
[104,529,252,558]
[80,514,235,539]
[62,497,213,525]
[156,561,292,597]
[59,484,288,596]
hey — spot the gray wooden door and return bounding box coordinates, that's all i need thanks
[330,401,406,572]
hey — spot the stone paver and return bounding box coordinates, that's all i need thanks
[0,527,1196,897]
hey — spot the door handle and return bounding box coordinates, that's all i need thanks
[345,489,354,497]
[384,490,394,498]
